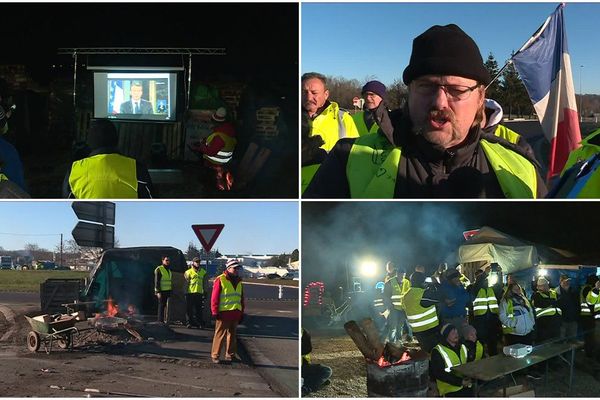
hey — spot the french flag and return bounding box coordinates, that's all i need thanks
[110,80,124,114]
[512,3,581,179]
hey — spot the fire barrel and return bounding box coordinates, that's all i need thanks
[366,357,429,397]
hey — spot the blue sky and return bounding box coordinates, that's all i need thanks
[302,3,600,94]
[0,202,299,254]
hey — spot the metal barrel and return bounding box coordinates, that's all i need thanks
[366,358,429,397]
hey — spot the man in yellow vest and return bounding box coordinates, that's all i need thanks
[184,257,209,329]
[304,24,547,199]
[192,107,237,191]
[531,276,562,343]
[580,275,600,359]
[154,256,172,323]
[382,262,412,343]
[430,324,473,397]
[352,81,387,136]
[403,271,441,353]
[301,72,358,194]
[210,259,244,364]
[461,324,485,362]
[63,119,153,198]
[468,266,500,356]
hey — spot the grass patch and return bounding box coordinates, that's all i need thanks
[0,270,89,292]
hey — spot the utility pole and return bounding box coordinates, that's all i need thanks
[60,233,63,268]
[580,65,584,123]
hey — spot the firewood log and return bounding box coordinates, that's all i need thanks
[359,318,384,360]
[344,320,377,360]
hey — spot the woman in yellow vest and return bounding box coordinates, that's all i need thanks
[154,256,172,323]
[498,283,535,345]
[184,257,208,329]
[210,259,244,364]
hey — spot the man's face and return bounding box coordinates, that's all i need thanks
[560,279,570,290]
[131,85,143,102]
[163,257,170,266]
[302,78,329,116]
[408,75,484,149]
[447,328,459,346]
[193,261,199,269]
[227,266,239,276]
[465,328,477,342]
[363,91,382,110]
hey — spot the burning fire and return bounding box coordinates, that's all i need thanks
[376,351,412,368]
[106,298,119,317]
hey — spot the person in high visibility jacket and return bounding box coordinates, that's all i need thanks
[461,324,485,362]
[352,81,387,136]
[63,119,153,198]
[556,128,600,198]
[404,271,441,353]
[499,283,535,345]
[154,256,173,323]
[430,324,473,397]
[301,328,332,395]
[210,259,244,364]
[580,275,600,359]
[192,107,237,191]
[382,262,412,343]
[303,24,547,199]
[301,72,358,194]
[184,257,209,329]
[531,277,562,343]
[469,266,501,356]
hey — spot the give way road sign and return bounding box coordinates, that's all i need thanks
[192,224,224,252]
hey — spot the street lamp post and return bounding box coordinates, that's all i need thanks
[579,65,584,123]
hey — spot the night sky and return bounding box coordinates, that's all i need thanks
[1,3,298,82]
[302,202,600,284]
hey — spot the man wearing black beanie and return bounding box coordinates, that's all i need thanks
[304,24,546,199]
[352,80,388,136]
[62,119,153,198]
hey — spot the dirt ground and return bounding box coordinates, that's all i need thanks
[305,329,600,398]
[0,311,276,397]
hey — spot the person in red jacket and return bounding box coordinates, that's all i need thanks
[211,259,245,364]
[192,107,237,191]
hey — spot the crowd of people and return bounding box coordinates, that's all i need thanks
[301,23,600,199]
[153,255,245,364]
[370,261,599,396]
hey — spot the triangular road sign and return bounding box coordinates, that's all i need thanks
[192,224,225,252]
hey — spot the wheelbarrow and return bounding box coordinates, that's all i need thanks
[25,314,79,354]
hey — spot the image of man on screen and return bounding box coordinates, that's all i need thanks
[120,81,154,114]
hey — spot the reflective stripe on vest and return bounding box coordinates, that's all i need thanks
[473,287,499,316]
[69,153,138,199]
[352,111,379,136]
[301,164,321,194]
[433,344,464,396]
[459,341,484,363]
[390,278,403,309]
[533,290,562,318]
[580,285,593,316]
[203,131,237,165]
[218,274,242,312]
[184,267,206,294]
[404,287,439,332]
[155,265,172,292]
[347,134,537,198]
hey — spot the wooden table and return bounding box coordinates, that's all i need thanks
[452,341,580,396]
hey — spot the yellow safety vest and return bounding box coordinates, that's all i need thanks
[501,297,534,334]
[302,102,359,193]
[403,287,439,333]
[352,111,379,136]
[561,128,600,198]
[203,131,237,165]
[494,124,522,144]
[533,290,562,318]
[346,132,538,198]
[184,267,206,294]
[586,286,600,318]
[155,265,172,292]
[433,344,464,396]
[473,287,499,316]
[301,329,311,364]
[387,277,404,310]
[69,153,138,199]
[218,274,243,312]
[580,285,593,317]
[460,341,484,363]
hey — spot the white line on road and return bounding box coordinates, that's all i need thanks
[276,310,293,313]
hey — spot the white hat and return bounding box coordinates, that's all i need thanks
[537,277,549,286]
[226,259,241,269]
[212,107,227,122]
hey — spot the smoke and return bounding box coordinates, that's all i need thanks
[302,202,468,289]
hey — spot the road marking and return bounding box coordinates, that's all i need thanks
[275,310,293,314]
[0,305,18,342]
[114,373,214,391]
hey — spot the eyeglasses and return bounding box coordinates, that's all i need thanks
[412,81,481,101]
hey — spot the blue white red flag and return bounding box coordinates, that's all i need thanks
[512,3,581,179]
[109,80,124,114]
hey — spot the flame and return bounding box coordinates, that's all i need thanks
[375,351,413,368]
[106,297,119,317]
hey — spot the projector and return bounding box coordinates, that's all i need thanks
[503,344,533,358]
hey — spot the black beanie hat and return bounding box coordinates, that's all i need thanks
[361,80,387,99]
[403,24,491,86]
[87,119,118,150]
